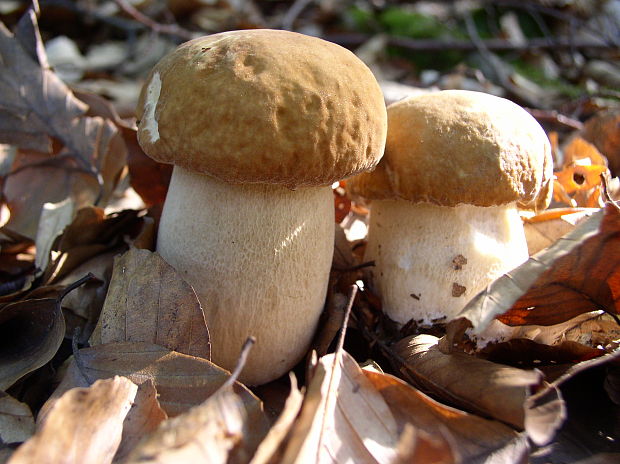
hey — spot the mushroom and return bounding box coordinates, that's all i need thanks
[348,90,553,326]
[136,29,387,385]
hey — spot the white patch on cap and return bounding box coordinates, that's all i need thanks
[143,72,162,143]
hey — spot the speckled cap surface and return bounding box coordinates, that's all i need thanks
[136,29,387,188]
[348,90,553,210]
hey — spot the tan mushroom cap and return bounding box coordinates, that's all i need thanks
[348,90,553,210]
[136,29,387,189]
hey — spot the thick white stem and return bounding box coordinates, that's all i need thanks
[157,166,334,385]
[364,200,528,325]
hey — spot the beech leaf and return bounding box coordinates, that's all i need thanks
[41,342,259,418]
[393,334,552,433]
[92,247,210,360]
[0,391,34,444]
[0,289,66,390]
[281,350,401,463]
[363,368,530,463]
[125,386,269,464]
[0,15,127,237]
[456,204,619,335]
[9,377,137,464]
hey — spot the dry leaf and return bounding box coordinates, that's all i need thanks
[393,334,548,431]
[530,351,620,462]
[42,342,259,418]
[250,374,304,464]
[73,91,171,208]
[0,392,34,444]
[363,368,529,463]
[454,205,618,337]
[114,379,167,463]
[92,248,210,360]
[582,110,620,176]
[0,15,126,237]
[523,208,596,255]
[43,207,145,284]
[497,205,619,327]
[34,198,75,273]
[9,377,137,464]
[563,137,608,168]
[58,250,117,343]
[125,385,269,464]
[281,350,401,464]
[0,288,66,390]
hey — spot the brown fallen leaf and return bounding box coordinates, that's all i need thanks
[250,374,304,464]
[498,204,619,327]
[33,198,75,273]
[582,110,620,177]
[43,207,146,284]
[454,204,618,339]
[9,377,137,464]
[114,379,168,463]
[91,247,210,360]
[125,385,269,464]
[523,208,597,255]
[529,351,620,462]
[0,284,68,390]
[58,250,117,343]
[0,391,34,444]
[393,334,553,434]
[364,368,530,463]
[42,342,259,418]
[281,350,401,464]
[73,90,171,208]
[0,14,127,238]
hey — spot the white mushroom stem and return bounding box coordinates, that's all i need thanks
[364,200,529,325]
[157,166,334,385]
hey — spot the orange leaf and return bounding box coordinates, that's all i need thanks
[554,164,607,194]
[498,203,620,326]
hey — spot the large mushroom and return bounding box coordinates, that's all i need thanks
[136,29,387,385]
[348,90,553,326]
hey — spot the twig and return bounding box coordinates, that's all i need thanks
[335,284,358,353]
[526,108,584,131]
[114,0,195,40]
[325,33,614,52]
[281,0,314,31]
[218,336,256,391]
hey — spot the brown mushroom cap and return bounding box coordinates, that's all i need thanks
[136,29,387,189]
[348,90,553,210]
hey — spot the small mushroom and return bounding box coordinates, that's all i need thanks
[136,30,387,385]
[348,90,553,326]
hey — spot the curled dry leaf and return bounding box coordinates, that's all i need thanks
[0,287,66,390]
[43,207,147,284]
[0,391,34,444]
[454,204,619,339]
[530,351,620,462]
[91,247,210,360]
[363,368,529,463]
[125,386,269,464]
[9,377,137,464]
[393,334,550,433]
[0,15,126,238]
[41,342,259,418]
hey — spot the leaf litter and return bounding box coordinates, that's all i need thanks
[0,2,620,463]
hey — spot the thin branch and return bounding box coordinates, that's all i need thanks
[114,0,195,40]
[218,336,256,391]
[325,33,615,53]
